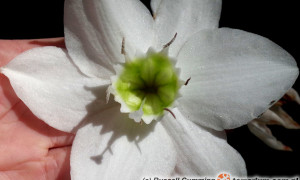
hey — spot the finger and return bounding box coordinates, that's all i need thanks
[0,74,19,118]
[0,38,65,66]
[46,146,71,180]
[48,130,75,149]
[0,147,71,180]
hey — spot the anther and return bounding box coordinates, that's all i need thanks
[121,37,131,62]
[121,37,126,55]
[164,108,176,119]
[184,77,191,86]
[163,33,177,49]
[153,13,156,20]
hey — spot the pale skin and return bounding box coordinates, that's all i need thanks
[0,38,73,180]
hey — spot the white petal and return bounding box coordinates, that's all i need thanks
[1,47,109,132]
[64,0,154,78]
[71,105,177,180]
[153,0,222,56]
[176,28,299,130]
[248,120,292,151]
[161,108,247,176]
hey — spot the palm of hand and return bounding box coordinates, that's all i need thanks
[0,39,73,180]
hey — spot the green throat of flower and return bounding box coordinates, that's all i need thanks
[112,52,179,123]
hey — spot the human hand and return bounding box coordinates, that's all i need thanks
[0,38,73,180]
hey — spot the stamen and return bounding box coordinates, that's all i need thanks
[163,33,177,49]
[184,77,191,86]
[121,37,126,55]
[164,108,176,119]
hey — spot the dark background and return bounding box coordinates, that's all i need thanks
[0,0,299,177]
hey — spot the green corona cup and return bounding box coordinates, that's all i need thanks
[111,50,180,124]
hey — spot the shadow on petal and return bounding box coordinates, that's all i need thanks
[78,85,157,165]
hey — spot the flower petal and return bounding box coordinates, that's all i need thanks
[1,47,109,132]
[161,108,247,176]
[248,120,292,151]
[176,28,298,130]
[153,0,222,56]
[64,0,154,78]
[71,105,177,180]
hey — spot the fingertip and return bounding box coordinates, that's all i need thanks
[0,38,65,67]
[46,146,71,180]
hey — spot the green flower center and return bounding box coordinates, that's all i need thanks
[113,52,179,122]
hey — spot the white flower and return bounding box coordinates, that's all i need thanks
[1,0,298,179]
